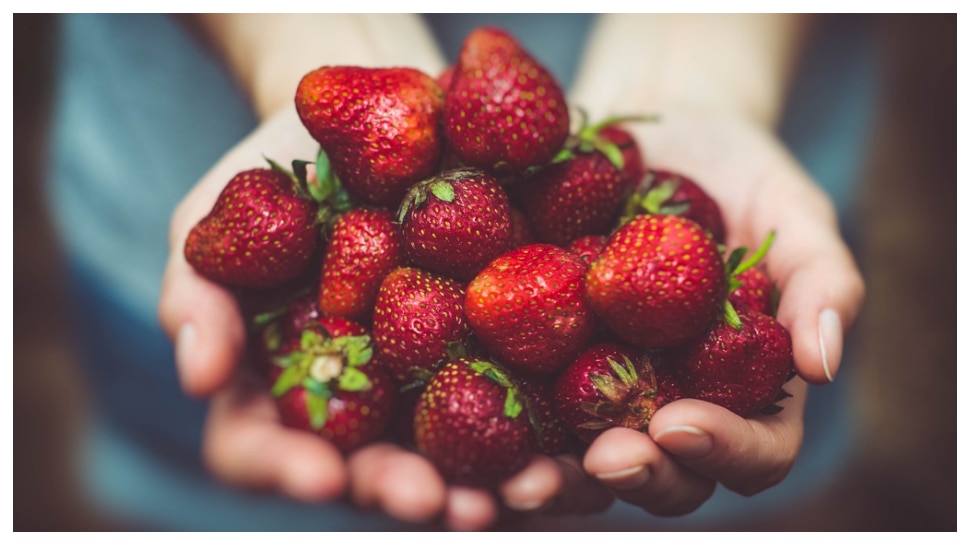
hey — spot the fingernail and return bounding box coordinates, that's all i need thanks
[818,308,843,382]
[653,425,713,459]
[595,465,650,490]
[505,498,545,511]
[176,323,196,379]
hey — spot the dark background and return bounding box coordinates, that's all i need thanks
[14,13,956,531]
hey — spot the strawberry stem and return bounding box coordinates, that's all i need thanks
[734,231,776,276]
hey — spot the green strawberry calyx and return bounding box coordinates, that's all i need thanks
[468,360,524,419]
[270,325,375,430]
[578,355,663,433]
[618,172,692,226]
[721,231,776,330]
[552,109,660,170]
[272,149,356,236]
[396,168,480,223]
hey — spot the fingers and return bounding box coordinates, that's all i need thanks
[444,487,499,531]
[158,256,245,397]
[649,380,807,496]
[347,443,448,525]
[202,371,348,502]
[583,427,716,516]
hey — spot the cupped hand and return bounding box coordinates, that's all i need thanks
[157,106,613,530]
[582,105,865,515]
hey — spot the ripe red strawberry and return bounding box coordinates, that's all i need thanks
[729,266,774,316]
[508,207,537,249]
[267,315,395,452]
[372,267,471,385]
[436,65,455,91]
[554,344,680,444]
[598,125,647,186]
[623,170,727,244]
[443,27,569,170]
[185,167,319,288]
[250,290,321,376]
[514,152,628,247]
[669,309,794,417]
[318,208,404,323]
[398,168,512,280]
[514,374,569,456]
[587,215,725,349]
[295,66,444,208]
[465,244,595,374]
[414,358,532,486]
[567,235,608,265]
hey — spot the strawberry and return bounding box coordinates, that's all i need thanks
[443,27,570,170]
[514,152,628,247]
[622,170,727,244]
[268,315,395,453]
[465,244,596,374]
[414,358,532,486]
[436,65,455,91]
[184,167,320,288]
[587,215,725,349]
[669,309,794,417]
[515,374,569,456]
[729,266,775,316]
[398,168,512,280]
[372,267,472,385]
[598,125,646,186]
[250,289,321,376]
[295,66,444,208]
[318,208,404,323]
[554,343,677,444]
[567,235,608,265]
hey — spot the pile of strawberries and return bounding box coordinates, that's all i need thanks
[185,27,794,487]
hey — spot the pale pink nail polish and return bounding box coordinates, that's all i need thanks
[818,308,843,382]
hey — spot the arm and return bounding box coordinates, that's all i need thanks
[571,14,864,514]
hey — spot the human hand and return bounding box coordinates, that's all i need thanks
[580,105,865,515]
[157,106,614,529]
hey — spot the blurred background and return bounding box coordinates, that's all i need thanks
[14,13,955,531]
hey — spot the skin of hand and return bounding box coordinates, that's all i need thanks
[158,14,613,530]
[567,14,866,516]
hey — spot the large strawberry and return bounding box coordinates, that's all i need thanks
[414,358,532,486]
[372,267,471,385]
[443,27,569,170]
[185,167,320,288]
[554,343,678,444]
[465,244,595,374]
[398,168,512,280]
[318,208,404,323]
[268,316,395,453]
[587,215,725,349]
[622,170,727,244]
[295,66,444,208]
[668,309,794,417]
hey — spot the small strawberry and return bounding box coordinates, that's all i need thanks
[268,316,395,453]
[443,27,570,170]
[622,170,727,244]
[729,266,775,316]
[398,168,512,280]
[318,208,404,323]
[414,358,532,486]
[598,125,647,186]
[184,166,320,288]
[250,289,320,376]
[508,207,538,249]
[295,66,444,208]
[514,152,627,247]
[587,215,725,349]
[513,115,650,247]
[669,309,794,417]
[372,267,472,385]
[465,244,595,374]
[515,374,569,456]
[436,65,455,91]
[554,343,676,444]
[567,235,608,265]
